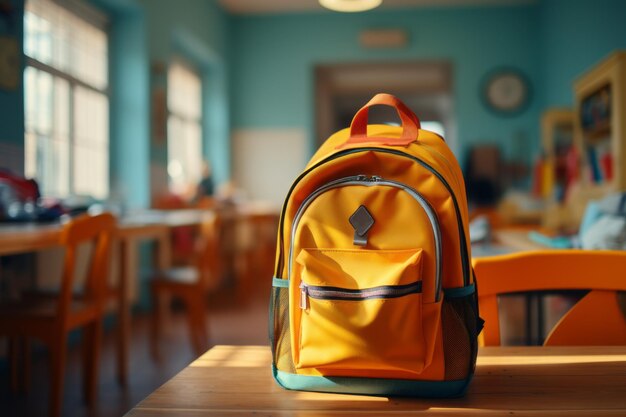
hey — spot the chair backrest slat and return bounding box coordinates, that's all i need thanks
[193,211,222,290]
[57,213,116,324]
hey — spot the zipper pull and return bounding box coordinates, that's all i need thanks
[299,282,309,310]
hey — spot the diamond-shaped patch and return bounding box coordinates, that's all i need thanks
[349,205,374,246]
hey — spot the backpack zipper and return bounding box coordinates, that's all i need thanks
[300,280,423,310]
[288,175,443,302]
[275,147,470,288]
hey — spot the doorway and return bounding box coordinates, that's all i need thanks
[315,61,455,151]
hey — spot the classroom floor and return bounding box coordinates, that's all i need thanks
[0,287,269,417]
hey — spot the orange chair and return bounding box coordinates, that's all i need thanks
[0,213,116,417]
[150,211,222,359]
[473,250,626,346]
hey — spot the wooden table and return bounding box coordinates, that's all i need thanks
[0,209,209,257]
[470,229,551,259]
[491,229,554,252]
[127,345,626,416]
[0,209,207,385]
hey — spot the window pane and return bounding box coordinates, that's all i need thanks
[24,66,38,130]
[74,87,109,147]
[35,134,69,197]
[74,86,109,199]
[25,0,61,68]
[23,10,39,59]
[168,60,201,119]
[167,117,202,195]
[54,77,69,139]
[24,131,37,179]
[73,145,108,199]
[167,59,203,195]
[68,15,108,90]
[24,0,108,90]
[167,116,186,194]
[185,122,202,185]
[35,69,54,135]
[25,66,71,196]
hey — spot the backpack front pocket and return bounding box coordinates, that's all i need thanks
[292,247,428,377]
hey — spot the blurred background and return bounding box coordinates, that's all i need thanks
[1,0,626,415]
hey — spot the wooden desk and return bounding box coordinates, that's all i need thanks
[0,209,207,257]
[0,222,62,256]
[491,229,553,252]
[127,345,626,416]
[470,229,551,259]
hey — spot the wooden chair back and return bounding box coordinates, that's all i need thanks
[57,212,117,326]
[473,250,626,346]
[192,211,223,291]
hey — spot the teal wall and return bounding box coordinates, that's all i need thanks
[540,0,626,107]
[0,0,24,147]
[231,5,543,161]
[99,0,151,208]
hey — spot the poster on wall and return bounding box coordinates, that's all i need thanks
[0,37,20,90]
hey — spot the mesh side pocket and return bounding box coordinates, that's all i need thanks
[446,293,478,376]
[460,292,480,374]
[441,298,471,380]
[270,284,295,373]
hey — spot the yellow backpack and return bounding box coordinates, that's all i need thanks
[270,93,482,397]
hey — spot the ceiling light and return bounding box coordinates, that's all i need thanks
[319,0,382,13]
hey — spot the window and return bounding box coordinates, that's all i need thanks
[167,60,203,196]
[24,0,109,199]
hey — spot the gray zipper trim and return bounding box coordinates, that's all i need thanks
[288,175,443,302]
[300,280,422,309]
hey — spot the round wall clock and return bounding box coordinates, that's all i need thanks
[481,69,531,116]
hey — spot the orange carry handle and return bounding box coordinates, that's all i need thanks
[337,93,420,149]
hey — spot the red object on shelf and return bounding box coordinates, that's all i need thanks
[600,152,614,181]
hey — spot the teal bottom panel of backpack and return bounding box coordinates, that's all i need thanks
[272,366,472,398]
